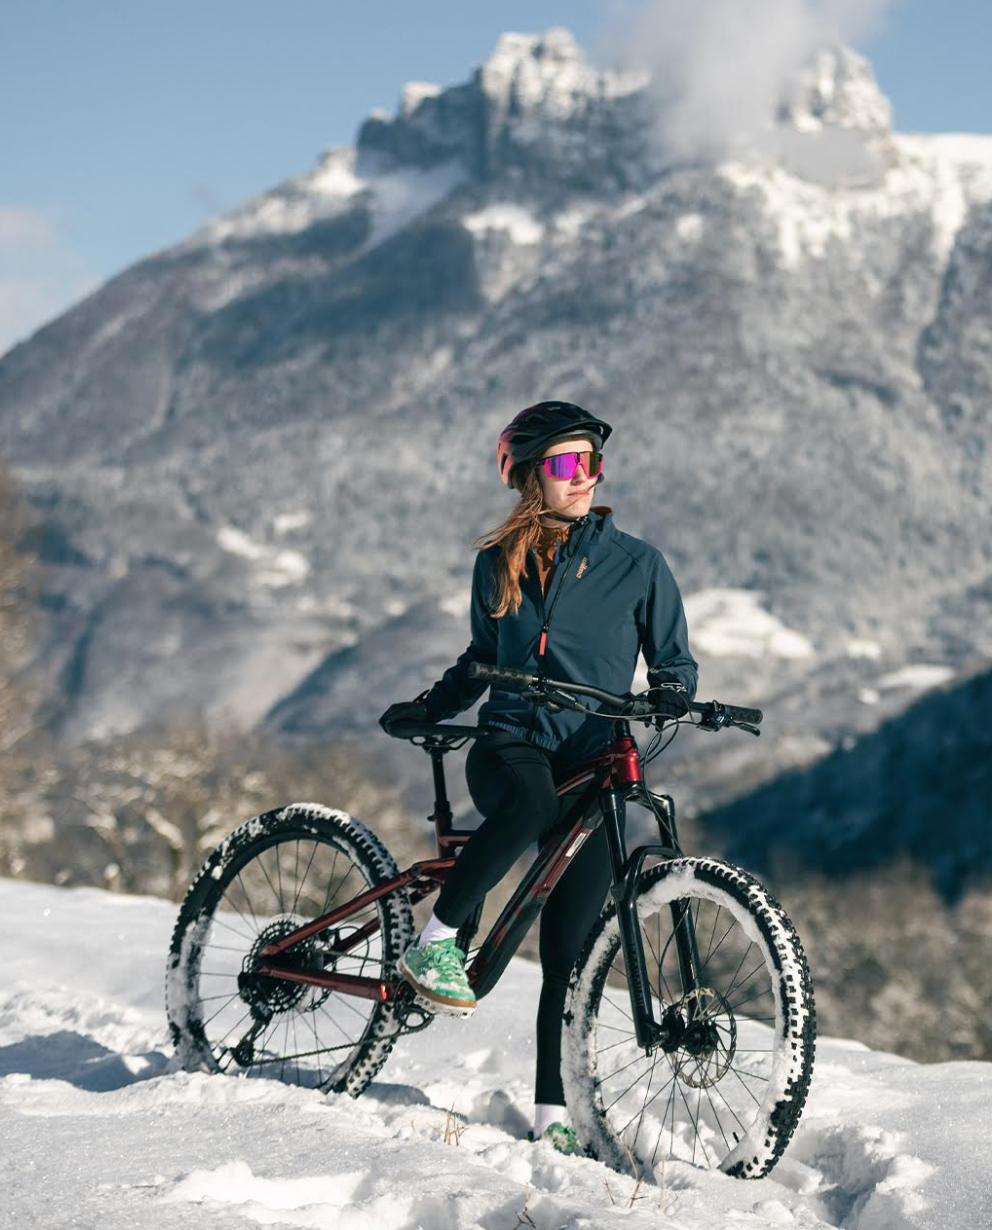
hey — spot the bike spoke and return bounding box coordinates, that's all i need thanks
[594,1047,656,1089]
[601,990,635,1025]
[727,959,766,1000]
[292,842,319,916]
[702,904,721,966]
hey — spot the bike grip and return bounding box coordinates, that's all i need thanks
[726,704,763,726]
[466,661,538,689]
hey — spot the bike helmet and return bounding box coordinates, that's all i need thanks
[497,400,613,489]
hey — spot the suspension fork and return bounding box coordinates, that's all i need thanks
[601,786,663,1050]
[670,897,707,1020]
[605,785,708,1047]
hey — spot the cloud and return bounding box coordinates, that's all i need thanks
[0,206,99,359]
[594,0,896,161]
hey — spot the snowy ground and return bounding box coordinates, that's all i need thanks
[2,878,990,1230]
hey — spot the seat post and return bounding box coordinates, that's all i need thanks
[427,747,453,831]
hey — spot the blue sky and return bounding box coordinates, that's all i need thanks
[2,0,991,355]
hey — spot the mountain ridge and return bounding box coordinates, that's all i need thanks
[1,29,990,805]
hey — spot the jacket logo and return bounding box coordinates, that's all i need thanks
[576,557,589,578]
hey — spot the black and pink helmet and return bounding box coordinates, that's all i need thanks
[497,401,613,489]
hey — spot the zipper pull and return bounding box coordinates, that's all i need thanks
[539,625,549,655]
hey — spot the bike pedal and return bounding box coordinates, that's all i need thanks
[410,989,475,1020]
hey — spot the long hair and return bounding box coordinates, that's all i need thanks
[474,441,598,617]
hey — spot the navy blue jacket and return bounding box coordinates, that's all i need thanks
[423,507,698,769]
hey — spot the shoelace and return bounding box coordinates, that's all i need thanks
[429,942,468,978]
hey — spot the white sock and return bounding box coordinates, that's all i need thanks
[534,1103,569,1137]
[416,911,459,947]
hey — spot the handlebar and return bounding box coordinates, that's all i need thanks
[465,662,762,733]
[383,665,763,742]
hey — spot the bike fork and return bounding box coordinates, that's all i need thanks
[603,787,707,1049]
[602,787,662,1051]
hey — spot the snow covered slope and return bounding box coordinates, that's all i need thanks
[2,877,990,1229]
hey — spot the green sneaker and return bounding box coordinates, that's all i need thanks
[397,937,477,1016]
[527,1122,582,1156]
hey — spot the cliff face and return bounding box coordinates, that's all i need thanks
[1,30,991,768]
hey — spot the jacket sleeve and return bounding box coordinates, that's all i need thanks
[638,549,699,701]
[420,550,500,722]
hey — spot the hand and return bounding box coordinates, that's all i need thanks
[379,698,429,737]
[646,674,690,719]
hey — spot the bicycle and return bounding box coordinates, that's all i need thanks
[165,662,816,1180]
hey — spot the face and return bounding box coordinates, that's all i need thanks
[537,436,600,519]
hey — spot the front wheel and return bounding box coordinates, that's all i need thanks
[562,857,815,1179]
[165,803,414,1097]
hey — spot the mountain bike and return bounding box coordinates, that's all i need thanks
[165,662,816,1180]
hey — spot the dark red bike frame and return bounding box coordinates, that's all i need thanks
[253,721,680,1026]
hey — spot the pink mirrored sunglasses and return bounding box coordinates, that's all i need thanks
[537,451,604,480]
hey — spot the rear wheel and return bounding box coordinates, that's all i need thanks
[562,857,815,1179]
[165,803,414,1096]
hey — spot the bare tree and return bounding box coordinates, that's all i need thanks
[1,712,428,901]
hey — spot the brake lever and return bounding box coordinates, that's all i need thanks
[520,685,586,714]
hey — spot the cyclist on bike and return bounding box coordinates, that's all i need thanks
[379,400,698,1153]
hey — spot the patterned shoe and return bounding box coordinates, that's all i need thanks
[527,1122,583,1156]
[397,937,477,1017]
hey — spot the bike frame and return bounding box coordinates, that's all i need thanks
[256,718,701,1052]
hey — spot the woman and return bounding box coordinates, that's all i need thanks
[379,400,698,1153]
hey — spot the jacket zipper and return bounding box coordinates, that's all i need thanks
[526,516,593,738]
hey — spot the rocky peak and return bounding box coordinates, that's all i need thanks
[777,44,893,138]
[356,29,650,190]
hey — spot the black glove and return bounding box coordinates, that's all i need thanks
[646,674,690,719]
[379,696,430,737]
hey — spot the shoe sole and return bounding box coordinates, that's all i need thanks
[397,953,477,1019]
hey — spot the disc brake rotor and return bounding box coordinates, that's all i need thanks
[673,987,737,1089]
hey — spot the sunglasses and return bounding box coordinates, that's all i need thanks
[537,451,604,480]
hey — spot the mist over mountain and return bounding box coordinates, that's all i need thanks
[1,29,990,824]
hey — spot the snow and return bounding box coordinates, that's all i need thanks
[720,131,992,269]
[675,213,704,242]
[875,664,955,693]
[273,511,312,536]
[216,525,311,587]
[846,638,882,660]
[439,587,472,619]
[480,29,647,121]
[463,204,544,245]
[401,81,442,117]
[2,878,991,1227]
[684,587,814,659]
[197,147,466,253]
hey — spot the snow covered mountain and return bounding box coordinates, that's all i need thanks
[1,28,991,806]
[3,875,991,1229]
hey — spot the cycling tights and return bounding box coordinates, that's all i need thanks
[433,728,624,1105]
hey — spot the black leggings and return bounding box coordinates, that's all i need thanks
[433,729,623,1105]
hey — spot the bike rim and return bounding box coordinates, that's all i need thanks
[186,833,389,1089]
[589,886,784,1175]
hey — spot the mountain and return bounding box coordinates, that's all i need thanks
[700,663,992,897]
[1,29,991,803]
[3,874,992,1229]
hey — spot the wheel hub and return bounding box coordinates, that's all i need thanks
[671,987,737,1088]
